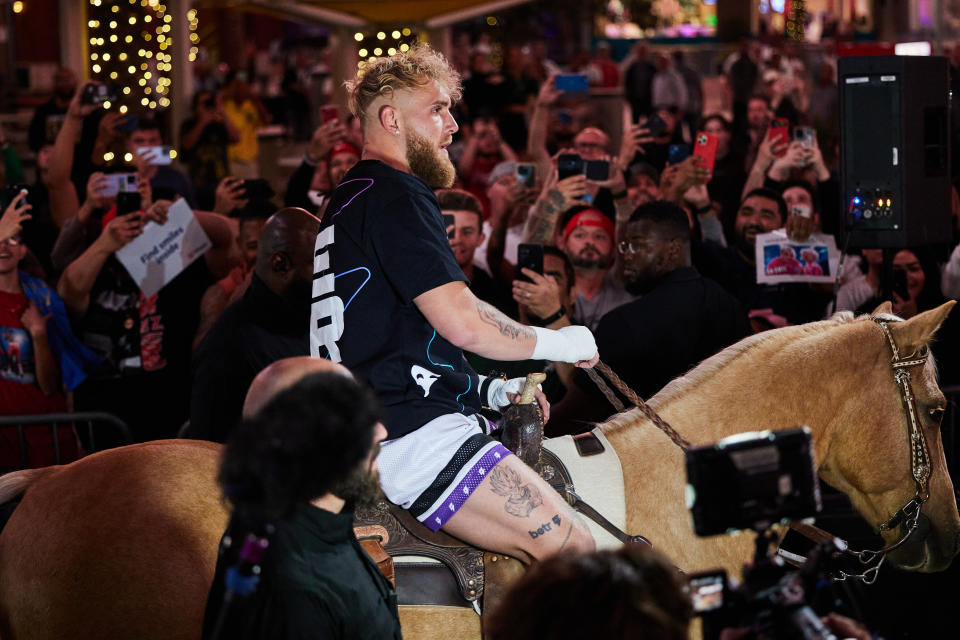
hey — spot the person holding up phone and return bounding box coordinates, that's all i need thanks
[180,90,241,210]
[285,120,359,217]
[127,118,196,208]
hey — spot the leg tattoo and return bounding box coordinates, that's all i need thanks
[489,465,543,517]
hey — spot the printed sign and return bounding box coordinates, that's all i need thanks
[116,199,211,296]
[755,230,840,285]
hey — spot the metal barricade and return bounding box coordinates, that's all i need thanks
[0,412,132,470]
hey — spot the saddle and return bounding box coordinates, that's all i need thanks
[352,375,646,613]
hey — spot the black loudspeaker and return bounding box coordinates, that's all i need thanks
[839,55,951,248]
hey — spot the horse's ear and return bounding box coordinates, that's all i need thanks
[889,300,956,350]
[871,301,894,316]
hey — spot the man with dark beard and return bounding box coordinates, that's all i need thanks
[189,207,320,442]
[557,205,636,332]
[549,201,748,434]
[311,45,599,564]
[202,368,399,640]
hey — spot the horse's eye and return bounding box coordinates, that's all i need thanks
[929,407,945,424]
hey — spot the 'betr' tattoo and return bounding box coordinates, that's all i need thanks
[489,465,543,517]
[477,301,536,341]
[528,514,563,539]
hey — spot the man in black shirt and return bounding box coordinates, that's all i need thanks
[189,208,321,442]
[551,201,750,433]
[312,45,599,563]
[203,368,400,640]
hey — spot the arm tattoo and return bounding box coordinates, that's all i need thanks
[528,514,566,540]
[476,300,536,341]
[489,465,543,517]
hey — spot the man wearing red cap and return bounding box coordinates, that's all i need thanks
[285,121,360,217]
[557,205,636,331]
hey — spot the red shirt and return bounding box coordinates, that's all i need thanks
[0,288,79,469]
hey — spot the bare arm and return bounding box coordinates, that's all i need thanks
[21,304,60,395]
[527,78,560,173]
[193,209,235,280]
[415,282,536,359]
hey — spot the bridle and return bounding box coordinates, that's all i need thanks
[586,316,936,585]
[819,317,934,583]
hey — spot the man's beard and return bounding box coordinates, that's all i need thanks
[406,132,455,188]
[570,246,613,271]
[332,463,384,509]
[735,225,762,259]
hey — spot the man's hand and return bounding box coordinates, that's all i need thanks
[97,112,125,145]
[0,190,32,242]
[489,175,533,223]
[769,141,808,180]
[512,268,563,319]
[85,172,112,211]
[142,199,172,226]
[536,75,562,107]
[95,213,143,253]
[213,176,248,214]
[755,131,789,172]
[307,120,347,163]
[506,386,551,423]
[67,84,99,120]
[20,301,50,337]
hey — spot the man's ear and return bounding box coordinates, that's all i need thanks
[271,252,290,273]
[378,104,398,134]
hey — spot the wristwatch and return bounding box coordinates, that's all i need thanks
[538,307,566,325]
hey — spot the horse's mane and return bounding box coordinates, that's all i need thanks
[599,311,868,437]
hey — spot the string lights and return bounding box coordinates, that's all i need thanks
[86,0,173,127]
[353,27,417,72]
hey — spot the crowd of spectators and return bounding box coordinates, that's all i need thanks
[0,27,958,640]
[2,34,960,459]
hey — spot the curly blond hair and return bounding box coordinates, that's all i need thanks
[346,44,462,126]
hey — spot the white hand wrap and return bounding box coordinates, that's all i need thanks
[486,376,529,410]
[531,325,597,363]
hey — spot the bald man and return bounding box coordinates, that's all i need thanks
[189,208,321,442]
[242,355,351,419]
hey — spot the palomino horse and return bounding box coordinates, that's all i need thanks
[0,303,957,640]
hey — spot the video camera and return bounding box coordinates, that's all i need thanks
[684,428,845,640]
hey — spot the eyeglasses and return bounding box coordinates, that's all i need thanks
[617,239,646,255]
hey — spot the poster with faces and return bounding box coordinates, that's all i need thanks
[755,230,839,285]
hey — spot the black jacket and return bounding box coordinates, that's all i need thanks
[202,506,401,640]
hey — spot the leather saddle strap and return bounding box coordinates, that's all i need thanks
[358,537,396,587]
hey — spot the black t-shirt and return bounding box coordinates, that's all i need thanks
[575,267,750,409]
[312,160,481,439]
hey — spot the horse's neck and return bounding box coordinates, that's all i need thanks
[599,320,870,572]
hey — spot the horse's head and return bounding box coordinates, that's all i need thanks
[820,300,958,572]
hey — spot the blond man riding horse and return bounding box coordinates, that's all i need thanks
[309,44,600,563]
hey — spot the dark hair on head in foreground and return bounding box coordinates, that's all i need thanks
[219,372,381,524]
[485,543,692,640]
[628,200,691,244]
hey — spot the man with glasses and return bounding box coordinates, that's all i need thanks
[550,201,748,432]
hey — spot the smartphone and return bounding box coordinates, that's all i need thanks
[442,213,455,239]
[687,569,727,614]
[81,83,117,106]
[643,113,667,138]
[2,184,29,209]
[516,243,544,284]
[667,144,691,165]
[793,126,815,147]
[554,74,589,93]
[516,163,536,188]
[557,153,584,181]
[320,104,339,124]
[100,173,138,197]
[892,269,910,301]
[116,191,142,216]
[692,132,719,174]
[767,118,790,156]
[584,159,609,181]
[136,146,173,166]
